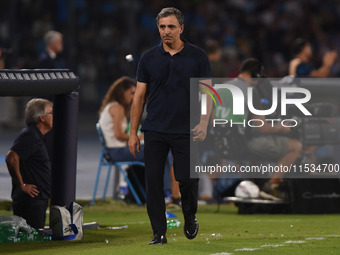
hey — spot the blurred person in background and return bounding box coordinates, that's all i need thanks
[235,59,302,200]
[6,99,53,229]
[289,38,338,166]
[99,76,173,201]
[129,7,212,245]
[289,38,337,77]
[206,40,228,78]
[98,76,144,196]
[37,30,64,69]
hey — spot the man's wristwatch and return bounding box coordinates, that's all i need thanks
[20,183,25,190]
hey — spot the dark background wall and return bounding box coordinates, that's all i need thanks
[1,0,340,115]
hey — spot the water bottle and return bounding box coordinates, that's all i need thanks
[32,230,51,242]
[33,233,51,242]
[0,223,17,236]
[167,219,181,229]
[0,224,18,243]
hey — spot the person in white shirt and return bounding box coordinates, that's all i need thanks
[99,76,144,162]
[99,76,144,195]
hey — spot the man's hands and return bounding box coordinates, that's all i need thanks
[191,122,208,142]
[5,150,40,198]
[128,134,140,158]
[21,183,40,198]
[129,81,147,158]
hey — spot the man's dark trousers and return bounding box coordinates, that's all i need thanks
[144,131,199,236]
[12,190,48,229]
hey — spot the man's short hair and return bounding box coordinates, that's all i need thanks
[43,31,62,46]
[156,7,184,26]
[292,38,309,56]
[205,40,220,55]
[239,58,263,78]
[25,98,53,125]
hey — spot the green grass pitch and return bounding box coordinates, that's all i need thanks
[1,200,340,255]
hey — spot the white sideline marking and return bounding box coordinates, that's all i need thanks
[210,253,233,255]
[305,237,325,240]
[213,234,340,254]
[104,225,128,230]
[235,248,259,251]
[261,244,285,247]
[116,221,146,225]
[285,240,306,243]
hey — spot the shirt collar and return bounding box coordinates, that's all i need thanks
[159,39,188,56]
[237,77,246,83]
[47,48,56,59]
[28,124,45,140]
[237,76,252,87]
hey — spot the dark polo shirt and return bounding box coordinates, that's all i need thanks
[10,124,51,200]
[137,39,211,134]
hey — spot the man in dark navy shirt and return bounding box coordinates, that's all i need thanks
[6,98,53,229]
[289,38,337,77]
[129,7,212,245]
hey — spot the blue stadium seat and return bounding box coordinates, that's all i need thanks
[92,123,146,205]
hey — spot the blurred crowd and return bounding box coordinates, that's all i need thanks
[1,0,340,104]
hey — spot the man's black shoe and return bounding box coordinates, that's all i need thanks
[184,215,199,239]
[149,233,167,245]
